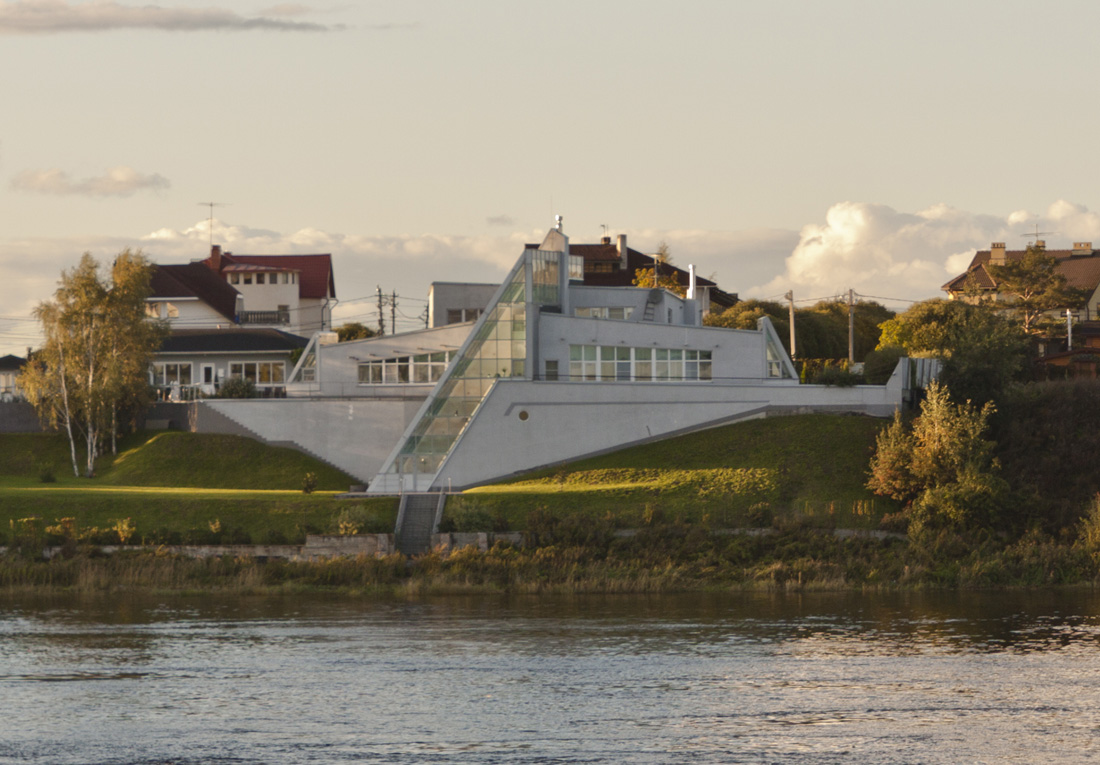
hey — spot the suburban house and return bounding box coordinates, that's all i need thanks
[570,233,738,313]
[182,224,931,491]
[942,240,1100,320]
[427,234,739,329]
[199,246,336,334]
[147,246,335,398]
[0,354,26,402]
[152,328,309,400]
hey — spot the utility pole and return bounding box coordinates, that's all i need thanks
[848,289,855,366]
[376,286,386,335]
[391,290,397,337]
[785,290,797,359]
[1067,308,1074,350]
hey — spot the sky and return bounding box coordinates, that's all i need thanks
[4,0,1100,354]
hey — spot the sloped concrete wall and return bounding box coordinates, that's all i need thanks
[196,398,426,482]
[434,373,905,490]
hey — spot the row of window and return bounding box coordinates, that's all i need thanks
[562,345,713,382]
[228,272,297,286]
[358,352,455,385]
[575,306,634,320]
[151,361,285,387]
[446,308,482,324]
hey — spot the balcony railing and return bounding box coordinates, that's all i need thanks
[239,309,290,325]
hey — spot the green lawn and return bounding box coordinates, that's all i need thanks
[452,414,896,531]
[0,431,396,546]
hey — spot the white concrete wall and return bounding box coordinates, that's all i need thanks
[233,277,298,313]
[157,299,231,327]
[200,397,426,481]
[428,283,499,327]
[434,370,905,490]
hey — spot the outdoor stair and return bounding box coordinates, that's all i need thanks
[395,493,446,556]
[642,288,662,321]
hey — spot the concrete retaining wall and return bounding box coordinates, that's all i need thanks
[0,402,42,433]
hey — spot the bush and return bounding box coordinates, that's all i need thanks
[217,377,256,399]
[863,346,906,385]
[302,472,317,494]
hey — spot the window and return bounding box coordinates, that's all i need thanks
[765,335,791,378]
[575,306,634,320]
[243,274,253,285]
[446,308,482,325]
[544,360,559,381]
[145,302,161,318]
[230,273,240,284]
[565,345,713,383]
[229,361,285,386]
[357,352,453,385]
[257,273,265,285]
[152,362,192,386]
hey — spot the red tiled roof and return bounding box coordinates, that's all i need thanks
[150,263,240,321]
[210,252,335,300]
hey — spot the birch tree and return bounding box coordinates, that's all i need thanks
[21,251,164,477]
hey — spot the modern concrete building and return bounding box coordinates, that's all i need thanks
[183,224,931,491]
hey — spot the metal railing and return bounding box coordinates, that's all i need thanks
[238,309,291,325]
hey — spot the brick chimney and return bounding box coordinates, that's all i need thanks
[207,244,223,273]
[990,242,1007,265]
[617,234,628,271]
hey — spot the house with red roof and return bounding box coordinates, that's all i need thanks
[200,245,336,334]
[146,246,336,399]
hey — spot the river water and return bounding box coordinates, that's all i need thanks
[2,590,1100,763]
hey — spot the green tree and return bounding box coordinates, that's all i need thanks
[20,251,164,477]
[987,245,1087,335]
[335,321,378,342]
[705,298,892,361]
[877,299,1029,405]
[867,382,1006,535]
[632,241,685,296]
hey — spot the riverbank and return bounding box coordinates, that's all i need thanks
[3,523,1097,594]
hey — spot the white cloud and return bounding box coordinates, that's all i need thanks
[5,201,1100,355]
[748,200,1100,305]
[12,166,170,196]
[0,1,336,34]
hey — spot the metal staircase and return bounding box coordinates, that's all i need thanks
[642,288,662,322]
[394,493,446,556]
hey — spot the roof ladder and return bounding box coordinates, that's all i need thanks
[642,289,662,322]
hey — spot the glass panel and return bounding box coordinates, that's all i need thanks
[386,254,530,484]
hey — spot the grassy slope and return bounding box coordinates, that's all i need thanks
[456,414,895,530]
[0,431,396,545]
[0,415,892,545]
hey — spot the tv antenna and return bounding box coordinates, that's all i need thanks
[197,202,229,247]
[1020,223,1055,246]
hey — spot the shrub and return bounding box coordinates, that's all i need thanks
[302,472,318,494]
[217,377,256,398]
[863,345,906,385]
